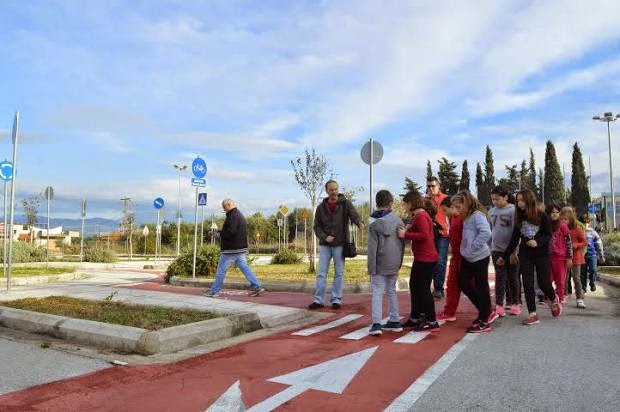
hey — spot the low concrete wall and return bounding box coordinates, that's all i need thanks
[0,306,262,355]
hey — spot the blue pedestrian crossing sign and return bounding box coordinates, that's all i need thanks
[588,203,601,214]
[153,197,165,209]
[0,161,13,181]
[192,157,207,179]
[198,193,207,206]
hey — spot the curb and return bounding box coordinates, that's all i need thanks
[0,306,262,355]
[170,276,412,294]
[599,273,620,288]
[0,272,87,286]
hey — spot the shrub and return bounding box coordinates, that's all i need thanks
[165,244,220,283]
[0,241,46,263]
[271,249,302,264]
[602,233,620,266]
[84,248,118,263]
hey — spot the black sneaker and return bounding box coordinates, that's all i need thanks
[467,321,491,333]
[331,303,341,310]
[308,302,324,310]
[590,284,596,292]
[248,287,265,297]
[369,323,382,336]
[414,321,440,332]
[382,321,403,332]
[401,318,422,328]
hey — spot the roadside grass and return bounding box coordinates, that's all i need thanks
[1,296,219,330]
[225,258,413,282]
[600,266,620,278]
[0,267,75,278]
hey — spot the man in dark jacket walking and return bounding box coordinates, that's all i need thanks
[309,180,363,309]
[204,199,264,297]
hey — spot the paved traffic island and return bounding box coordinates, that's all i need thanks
[0,267,87,286]
[0,296,262,355]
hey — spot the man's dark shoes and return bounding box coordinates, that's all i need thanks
[308,302,324,310]
[401,318,422,328]
[331,303,341,310]
[413,321,440,332]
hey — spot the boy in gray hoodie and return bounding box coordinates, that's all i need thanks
[368,190,405,336]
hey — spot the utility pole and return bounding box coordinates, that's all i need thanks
[173,164,188,255]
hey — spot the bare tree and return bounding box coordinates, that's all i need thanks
[291,148,333,271]
[22,196,41,243]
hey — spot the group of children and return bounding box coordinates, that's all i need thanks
[367,185,605,335]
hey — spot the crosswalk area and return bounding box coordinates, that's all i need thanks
[291,313,446,344]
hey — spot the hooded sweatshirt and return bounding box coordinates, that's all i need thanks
[550,222,573,261]
[460,210,492,262]
[367,210,405,276]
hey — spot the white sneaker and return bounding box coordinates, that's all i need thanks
[576,299,586,309]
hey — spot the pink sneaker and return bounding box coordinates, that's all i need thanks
[549,296,562,317]
[510,305,521,316]
[487,310,499,324]
[436,312,457,322]
[522,314,540,325]
[495,306,506,317]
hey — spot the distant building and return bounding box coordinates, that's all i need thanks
[0,223,80,250]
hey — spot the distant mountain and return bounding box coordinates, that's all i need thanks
[12,215,119,236]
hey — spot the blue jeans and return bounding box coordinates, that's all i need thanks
[433,237,449,292]
[314,245,344,305]
[585,254,598,288]
[211,252,261,293]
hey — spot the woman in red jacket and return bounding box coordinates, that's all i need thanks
[398,191,439,332]
[561,206,587,308]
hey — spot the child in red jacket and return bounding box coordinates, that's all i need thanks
[436,196,463,322]
[546,203,573,303]
[561,206,587,308]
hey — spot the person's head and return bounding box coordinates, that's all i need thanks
[451,190,487,218]
[439,196,458,217]
[426,176,442,196]
[580,213,591,228]
[375,189,394,210]
[402,190,425,214]
[545,202,562,231]
[515,189,540,226]
[221,198,236,212]
[490,185,510,208]
[325,180,339,200]
[423,198,437,219]
[560,206,578,229]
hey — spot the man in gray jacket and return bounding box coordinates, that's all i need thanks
[367,190,405,336]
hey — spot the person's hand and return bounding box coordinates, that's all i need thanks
[405,223,412,230]
[397,228,406,238]
[566,259,573,269]
[600,257,605,264]
[496,257,505,266]
[325,235,335,243]
[358,222,365,230]
[526,239,537,248]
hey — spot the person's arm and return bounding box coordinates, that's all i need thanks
[220,213,240,240]
[313,207,328,241]
[504,226,521,260]
[470,212,492,252]
[573,229,587,250]
[563,226,573,259]
[346,200,363,228]
[593,231,605,260]
[367,226,378,276]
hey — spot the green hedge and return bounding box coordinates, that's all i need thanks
[271,249,302,264]
[84,248,118,263]
[165,245,221,283]
[0,241,46,263]
[602,232,620,266]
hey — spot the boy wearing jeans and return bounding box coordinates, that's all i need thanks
[368,190,405,336]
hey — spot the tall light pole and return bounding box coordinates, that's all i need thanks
[593,112,619,230]
[173,164,187,255]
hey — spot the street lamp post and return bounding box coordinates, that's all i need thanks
[592,112,620,230]
[173,164,188,255]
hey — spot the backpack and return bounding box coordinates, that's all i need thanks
[431,220,442,249]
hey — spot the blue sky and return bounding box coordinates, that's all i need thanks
[1,0,620,227]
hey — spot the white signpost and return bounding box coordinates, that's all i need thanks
[44,186,54,269]
[360,139,383,213]
[191,157,207,279]
[153,197,164,261]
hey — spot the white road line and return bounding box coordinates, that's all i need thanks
[393,332,429,344]
[384,333,478,411]
[292,314,364,336]
[339,317,390,340]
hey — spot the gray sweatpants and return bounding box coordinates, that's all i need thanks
[567,265,584,299]
[371,274,400,324]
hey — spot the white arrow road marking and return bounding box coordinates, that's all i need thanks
[246,346,378,412]
[292,314,363,336]
[206,380,245,412]
[384,334,478,411]
[393,332,429,345]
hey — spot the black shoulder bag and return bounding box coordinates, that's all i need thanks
[342,203,357,258]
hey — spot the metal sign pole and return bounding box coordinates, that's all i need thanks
[80,199,86,263]
[156,209,161,262]
[369,138,373,214]
[46,188,51,269]
[192,186,199,278]
[200,205,204,248]
[7,112,20,291]
[304,217,307,258]
[3,181,7,281]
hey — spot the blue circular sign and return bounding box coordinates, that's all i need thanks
[192,157,207,179]
[153,197,165,209]
[0,161,13,181]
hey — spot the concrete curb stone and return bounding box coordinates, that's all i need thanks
[0,272,87,286]
[599,273,620,288]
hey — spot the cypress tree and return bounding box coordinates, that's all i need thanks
[484,145,495,188]
[426,160,433,182]
[459,160,470,191]
[476,162,485,202]
[499,164,520,193]
[437,157,460,196]
[570,142,590,215]
[519,160,528,190]
[402,177,422,197]
[528,148,537,193]
[543,140,565,204]
[538,168,544,201]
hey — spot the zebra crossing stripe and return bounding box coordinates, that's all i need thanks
[393,331,429,344]
[292,314,364,336]
[340,317,389,340]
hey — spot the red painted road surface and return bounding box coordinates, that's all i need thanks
[0,276,489,411]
